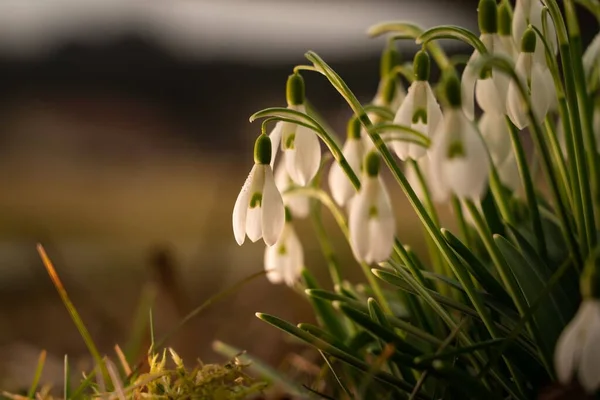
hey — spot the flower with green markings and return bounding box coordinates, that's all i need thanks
[462,0,511,120]
[513,0,557,66]
[281,72,322,186]
[348,151,395,263]
[264,208,304,286]
[232,134,285,246]
[506,27,555,129]
[555,251,600,393]
[329,117,364,207]
[274,155,309,219]
[497,1,517,60]
[431,73,490,200]
[392,50,442,160]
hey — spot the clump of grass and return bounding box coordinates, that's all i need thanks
[1,245,268,399]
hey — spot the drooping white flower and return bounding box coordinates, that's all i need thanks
[274,155,309,218]
[281,72,321,186]
[430,74,491,200]
[349,152,395,264]
[328,118,364,206]
[392,50,442,160]
[513,0,557,65]
[555,299,600,392]
[506,28,555,129]
[233,135,285,246]
[461,0,511,120]
[478,113,520,192]
[264,212,304,287]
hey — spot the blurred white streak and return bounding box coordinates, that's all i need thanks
[0,0,475,63]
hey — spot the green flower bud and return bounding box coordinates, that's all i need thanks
[364,151,381,177]
[498,2,512,36]
[347,116,362,139]
[521,27,537,53]
[581,249,600,299]
[444,72,462,108]
[254,134,272,165]
[380,44,401,79]
[478,0,498,34]
[413,50,431,82]
[286,72,305,106]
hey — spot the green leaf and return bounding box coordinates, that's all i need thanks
[431,361,504,400]
[416,25,488,55]
[337,302,422,357]
[298,323,354,355]
[256,313,431,399]
[493,235,564,368]
[302,269,348,340]
[442,229,513,308]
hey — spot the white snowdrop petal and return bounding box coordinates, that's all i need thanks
[531,64,551,123]
[498,153,521,193]
[329,139,362,206]
[584,33,600,81]
[264,245,283,284]
[425,83,443,139]
[499,35,517,60]
[246,165,266,242]
[392,84,416,159]
[349,181,373,262]
[246,206,263,242]
[269,122,283,168]
[555,301,590,384]
[232,166,256,245]
[286,194,310,219]
[476,78,505,115]
[285,227,304,286]
[261,167,285,246]
[579,302,600,392]
[290,124,321,186]
[461,51,480,120]
[479,113,511,164]
[506,82,528,129]
[428,123,452,203]
[512,0,528,51]
[366,179,395,263]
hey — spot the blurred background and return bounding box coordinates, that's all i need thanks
[0,0,594,393]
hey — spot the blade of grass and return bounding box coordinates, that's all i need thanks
[36,244,110,386]
[27,350,46,399]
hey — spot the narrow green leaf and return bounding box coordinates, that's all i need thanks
[27,350,47,398]
[432,361,504,400]
[302,269,348,340]
[442,228,513,308]
[298,323,354,355]
[417,25,488,55]
[256,313,431,399]
[414,339,505,366]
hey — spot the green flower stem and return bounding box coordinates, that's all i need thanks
[544,118,573,209]
[310,162,343,286]
[565,0,600,232]
[304,51,525,399]
[463,200,553,377]
[417,25,488,55]
[506,119,548,261]
[545,0,596,256]
[487,154,514,226]
[479,54,581,265]
[288,186,392,315]
[367,22,451,70]
[451,195,473,250]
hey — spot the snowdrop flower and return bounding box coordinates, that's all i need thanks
[479,113,520,192]
[506,27,555,129]
[430,73,491,200]
[405,157,448,204]
[462,0,511,120]
[267,122,283,168]
[555,259,600,393]
[497,1,517,60]
[264,208,304,287]
[349,152,395,263]
[328,117,364,207]
[513,0,557,65]
[274,155,309,218]
[232,134,285,246]
[281,72,321,186]
[392,50,442,160]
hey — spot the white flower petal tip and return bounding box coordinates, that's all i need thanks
[430,109,491,201]
[348,176,395,264]
[264,223,304,287]
[232,164,285,247]
[554,300,600,393]
[274,155,310,219]
[328,138,363,206]
[391,81,442,161]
